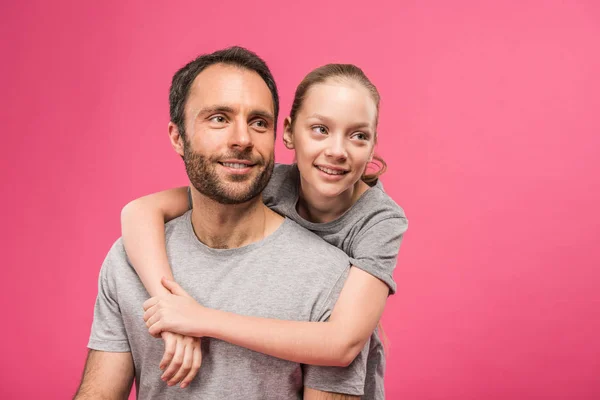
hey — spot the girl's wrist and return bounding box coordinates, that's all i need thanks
[196,306,220,338]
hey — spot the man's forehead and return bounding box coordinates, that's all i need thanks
[187,64,274,113]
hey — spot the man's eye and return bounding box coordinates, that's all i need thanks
[252,120,267,128]
[312,126,327,134]
[210,116,226,123]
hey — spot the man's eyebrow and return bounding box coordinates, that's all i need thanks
[193,106,274,123]
[195,106,236,118]
[249,109,275,122]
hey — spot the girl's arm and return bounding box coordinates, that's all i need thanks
[120,187,189,296]
[204,267,389,366]
[151,267,389,367]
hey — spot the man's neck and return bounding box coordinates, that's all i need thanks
[189,190,269,249]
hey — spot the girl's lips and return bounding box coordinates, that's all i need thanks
[315,165,349,175]
[314,165,348,180]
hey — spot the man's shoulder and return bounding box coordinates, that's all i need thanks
[163,211,194,243]
[98,237,133,286]
[104,238,127,266]
[279,218,349,261]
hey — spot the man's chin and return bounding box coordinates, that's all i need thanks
[213,191,262,205]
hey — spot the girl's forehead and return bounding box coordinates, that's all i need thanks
[301,81,378,126]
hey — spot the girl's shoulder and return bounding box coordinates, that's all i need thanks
[263,163,299,208]
[356,180,407,225]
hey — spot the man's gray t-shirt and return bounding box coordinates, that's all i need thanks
[263,164,409,400]
[88,212,367,399]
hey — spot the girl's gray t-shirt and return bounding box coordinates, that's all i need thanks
[263,163,409,400]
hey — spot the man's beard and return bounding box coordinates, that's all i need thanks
[183,142,274,205]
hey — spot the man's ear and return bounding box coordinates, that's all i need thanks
[282,117,295,150]
[168,122,185,157]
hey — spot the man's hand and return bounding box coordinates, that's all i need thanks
[159,331,202,389]
[143,278,204,389]
[143,277,207,337]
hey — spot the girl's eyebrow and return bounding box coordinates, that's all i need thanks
[307,113,331,122]
[308,113,373,131]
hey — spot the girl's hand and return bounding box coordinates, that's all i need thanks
[143,277,207,337]
[159,331,202,389]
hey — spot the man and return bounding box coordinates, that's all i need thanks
[74,47,364,399]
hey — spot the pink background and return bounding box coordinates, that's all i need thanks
[2,1,599,399]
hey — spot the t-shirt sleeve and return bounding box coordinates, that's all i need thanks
[87,249,130,352]
[302,340,369,396]
[302,266,368,396]
[349,216,408,295]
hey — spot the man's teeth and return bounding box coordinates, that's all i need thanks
[317,166,346,175]
[222,163,249,169]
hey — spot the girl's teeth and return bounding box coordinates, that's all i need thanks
[317,166,345,175]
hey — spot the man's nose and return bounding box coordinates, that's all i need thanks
[229,121,253,149]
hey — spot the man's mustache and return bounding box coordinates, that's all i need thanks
[214,149,265,166]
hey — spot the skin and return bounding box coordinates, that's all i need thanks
[74,350,134,399]
[121,75,390,393]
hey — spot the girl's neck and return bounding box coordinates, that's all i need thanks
[297,178,370,224]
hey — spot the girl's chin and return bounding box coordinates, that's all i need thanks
[311,182,354,200]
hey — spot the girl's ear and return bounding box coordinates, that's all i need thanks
[283,117,295,149]
[368,133,377,162]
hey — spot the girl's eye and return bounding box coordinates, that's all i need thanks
[353,132,370,141]
[312,126,328,135]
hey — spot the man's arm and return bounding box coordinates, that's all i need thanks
[304,387,360,399]
[74,350,134,400]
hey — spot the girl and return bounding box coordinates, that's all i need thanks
[124,64,407,398]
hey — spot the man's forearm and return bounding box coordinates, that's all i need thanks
[74,350,134,400]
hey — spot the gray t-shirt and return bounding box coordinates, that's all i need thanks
[88,212,368,399]
[263,164,409,400]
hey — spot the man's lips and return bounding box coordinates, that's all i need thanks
[219,159,257,169]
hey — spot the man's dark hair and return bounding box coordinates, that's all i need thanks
[169,46,279,139]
